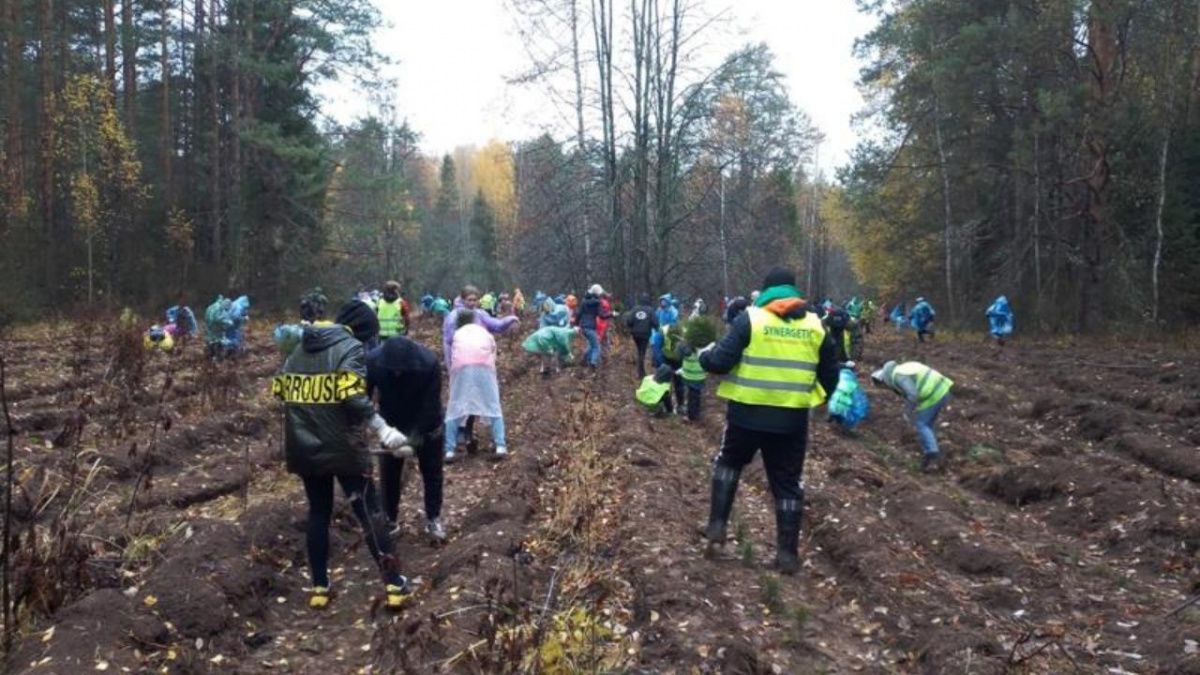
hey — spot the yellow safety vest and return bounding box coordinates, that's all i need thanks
[377,299,404,338]
[717,306,827,408]
[894,362,953,411]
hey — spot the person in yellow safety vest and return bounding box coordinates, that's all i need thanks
[697,266,839,574]
[376,280,409,339]
[870,360,953,473]
[635,364,678,416]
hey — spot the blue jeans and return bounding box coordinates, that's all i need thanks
[444,416,505,453]
[912,394,949,456]
[582,328,600,366]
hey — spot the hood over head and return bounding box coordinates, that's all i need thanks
[871,361,898,387]
[334,300,379,344]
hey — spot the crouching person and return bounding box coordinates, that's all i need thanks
[635,364,678,417]
[271,300,412,610]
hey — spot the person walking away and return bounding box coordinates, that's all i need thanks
[625,295,659,379]
[635,364,677,417]
[909,297,936,342]
[823,306,854,363]
[574,285,611,371]
[271,300,412,610]
[376,281,410,339]
[367,333,448,543]
[652,294,680,367]
[986,295,1013,346]
[871,360,953,472]
[697,266,838,574]
[522,325,579,376]
[444,310,509,461]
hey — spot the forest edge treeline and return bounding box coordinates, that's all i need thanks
[2,0,1198,332]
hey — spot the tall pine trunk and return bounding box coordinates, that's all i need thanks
[122,0,136,134]
[160,0,173,204]
[104,0,117,93]
[1079,1,1118,332]
[3,0,24,223]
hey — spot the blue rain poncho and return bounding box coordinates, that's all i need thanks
[540,303,570,328]
[889,303,907,329]
[986,295,1014,337]
[166,305,198,336]
[909,299,935,331]
[204,295,251,354]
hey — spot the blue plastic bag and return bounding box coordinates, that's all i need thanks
[828,368,869,430]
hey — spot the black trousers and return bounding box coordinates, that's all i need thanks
[684,382,702,420]
[301,474,400,588]
[662,358,686,409]
[714,420,808,504]
[378,431,444,522]
[633,336,650,378]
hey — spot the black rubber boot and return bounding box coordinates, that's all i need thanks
[703,465,740,546]
[775,495,804,575]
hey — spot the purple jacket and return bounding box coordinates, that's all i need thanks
[442,298,519,367]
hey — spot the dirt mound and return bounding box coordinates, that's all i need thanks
[1115,432,1200,481]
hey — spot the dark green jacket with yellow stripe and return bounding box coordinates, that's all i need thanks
[272,325,375,477]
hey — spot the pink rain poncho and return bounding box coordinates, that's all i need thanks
[446,324,503,420]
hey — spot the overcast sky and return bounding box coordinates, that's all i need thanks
[320,1,877,174]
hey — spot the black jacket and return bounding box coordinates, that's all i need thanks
[366,336,443,444]
[699,305,839,434]
[624,304,658,338]
[273,325,375,477]
[574,295,608,330]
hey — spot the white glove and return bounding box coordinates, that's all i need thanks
[378,425,409,450]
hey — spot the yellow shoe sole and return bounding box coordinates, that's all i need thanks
[385,585,412,610]
[309,588,331,609]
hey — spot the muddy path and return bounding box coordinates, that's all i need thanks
[2,319,1197,673]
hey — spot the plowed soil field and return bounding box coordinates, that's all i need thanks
[2,318,1198,673]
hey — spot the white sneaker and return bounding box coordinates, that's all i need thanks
[424,518,447,542]
[444,449,457,463]
[495,446,508,457]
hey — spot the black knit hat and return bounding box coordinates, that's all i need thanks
[761,266,796,290]
[335,300,379,343]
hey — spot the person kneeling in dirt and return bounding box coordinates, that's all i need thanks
[870,360,953,473]
[271,300,413,610]
[367,332,448,543]
[697,266,839,574]
[636,364,678,417]
[444,309,509,461]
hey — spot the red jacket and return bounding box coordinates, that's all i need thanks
[597,298,613,339]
